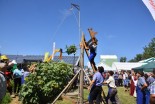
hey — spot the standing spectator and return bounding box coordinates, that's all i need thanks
[123,71,129,91]
[133,73,138,98]
[114,72,119,86]
[12,63,22,97]
[103,71,120,104]
[88,66,104,104]
[150,68,155,104]
[136,71,147,104]
[118,71,123,86]
[5,65,13,96]
[144,72,155,104]
[130,70,135,96]
[0,71,6,102]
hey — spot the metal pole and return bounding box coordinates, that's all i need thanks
[79,10,81,43]
[79,34,84,104]
[73,53,75,73]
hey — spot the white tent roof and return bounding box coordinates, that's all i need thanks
[112,62,146,71]
[100,55,117,59]
[97,62,115,71]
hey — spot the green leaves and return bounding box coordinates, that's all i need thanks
[66,45,77,55]
[129,37,155,62]
[20,61,73,104]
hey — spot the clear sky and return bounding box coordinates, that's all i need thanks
[0,0,155,65]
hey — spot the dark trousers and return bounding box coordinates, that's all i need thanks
[115,79,118,86]
[14,77,21,93]
[118,79,123,86]
[89,86,102,104]
[106,87,118,104]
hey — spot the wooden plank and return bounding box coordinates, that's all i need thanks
[88,28,98,44]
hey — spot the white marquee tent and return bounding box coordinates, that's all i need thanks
[97,62,115,71]
[112,62,146,71]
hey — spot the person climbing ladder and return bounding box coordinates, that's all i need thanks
[87,40,97,71]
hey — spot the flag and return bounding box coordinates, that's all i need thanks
[142,0,155,21]
[44,52,49,62]
[71,3,80,10]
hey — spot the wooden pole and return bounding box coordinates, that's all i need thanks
[79,33,84,104]
[51,69,81,104]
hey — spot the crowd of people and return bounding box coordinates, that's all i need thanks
[87,66,155,104]
[0,57,34,100]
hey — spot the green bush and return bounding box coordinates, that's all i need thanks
[20,62,73,104]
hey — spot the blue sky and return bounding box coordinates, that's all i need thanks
[0,0,155,65]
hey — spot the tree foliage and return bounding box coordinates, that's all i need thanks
[66,45,77,55]
[20,62,73,104]
[143,38,155,59]
[120,57,127,62]
[129,37,155,62]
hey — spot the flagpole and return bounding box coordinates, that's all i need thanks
[71,3,81,43]
[79,10,81,43]
[71,3,82,103]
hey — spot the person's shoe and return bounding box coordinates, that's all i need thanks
[11,94,16,98]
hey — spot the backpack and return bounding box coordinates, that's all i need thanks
[13,69,22,78]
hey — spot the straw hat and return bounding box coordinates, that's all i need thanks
[0,55,8,60]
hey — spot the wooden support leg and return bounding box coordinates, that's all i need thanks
[52,69,81,104]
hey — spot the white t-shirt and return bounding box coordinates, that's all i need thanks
[132,76,137,86]
[123,73,128,80]
[106,76,116,88]
[123,74,126,80]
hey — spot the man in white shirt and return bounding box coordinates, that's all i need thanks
[123,71,129,91]
[103,71,120,104]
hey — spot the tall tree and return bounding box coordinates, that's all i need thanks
[120,57,127,62]
[135,54,143,62]
[143,38,155,59]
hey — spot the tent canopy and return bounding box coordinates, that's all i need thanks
[133,62,155,72]
[97,62,114,71]
[112,62,146,71]
[139,57,155,63]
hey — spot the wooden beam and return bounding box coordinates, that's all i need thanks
[88,28,98,44]
[79,33,84,104]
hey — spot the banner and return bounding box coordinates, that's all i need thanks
[142,0,155,21]
[44,52,49,62]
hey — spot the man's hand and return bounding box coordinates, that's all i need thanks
[88,86,91,91]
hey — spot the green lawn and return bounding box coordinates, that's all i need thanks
[56,86,136,104]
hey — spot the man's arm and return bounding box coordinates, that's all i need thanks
[88,80,95,91]
[141,83,147,90]
[103,77,111,84]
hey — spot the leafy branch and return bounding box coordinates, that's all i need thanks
[66,45,77,55]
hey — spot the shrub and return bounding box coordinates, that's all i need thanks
[20,62,73,104]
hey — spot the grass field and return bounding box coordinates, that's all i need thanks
[56,86,136,104]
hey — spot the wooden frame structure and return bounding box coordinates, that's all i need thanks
[52,28,106,104]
